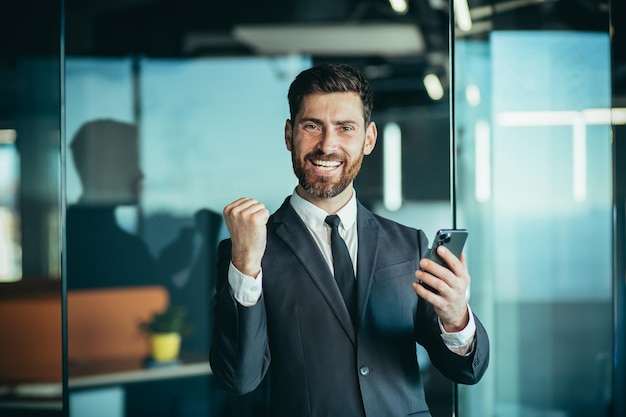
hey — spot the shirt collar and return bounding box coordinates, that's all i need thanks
[289,188,357,232]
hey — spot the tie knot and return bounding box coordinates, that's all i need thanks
[325,215,341,229]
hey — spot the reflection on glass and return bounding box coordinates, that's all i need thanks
[139,56,307,216]
[67,120,156,289]
[0,142,21,282]
[65,58,135,204]
[140,57,310,359]
[455,31,613,416]
[0,52,63,415]
[64,56,311,416]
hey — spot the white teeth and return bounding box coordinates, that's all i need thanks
[312,160,341,168]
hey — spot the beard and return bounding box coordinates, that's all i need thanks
[292,147,365,199]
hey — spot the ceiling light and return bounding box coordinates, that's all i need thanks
[583,108,626,125]
[232,23,425,57]
[474,120,491,203]
[428,0,447,11]
[0,130,16,144]
[423,74,444,101]
[497,109,626,126]
[465,85,481,106]
[389,0,408,14]
[454,0,473,32]
[383,123,402,211]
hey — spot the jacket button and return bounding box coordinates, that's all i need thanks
[359,366,370,376]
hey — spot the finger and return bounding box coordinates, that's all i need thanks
[249,206,270,226]
[459,252,467,267]
[435,246,463,273]
[413,276,467,326]
[415,269,449,297]
[225,198,258,214]
[224,198,249,217]
[224,198,266,218]
[412,281,444,307]
[432,247,470,286]
[419,257,455,287]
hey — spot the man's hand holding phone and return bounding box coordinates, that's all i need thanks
[412,229,471,333]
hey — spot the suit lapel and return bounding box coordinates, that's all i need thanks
[272,200,356,343]
[355,203,379,333]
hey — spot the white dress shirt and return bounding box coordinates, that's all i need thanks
[228,189,476,356]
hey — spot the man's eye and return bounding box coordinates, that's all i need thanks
[341,126,354,132]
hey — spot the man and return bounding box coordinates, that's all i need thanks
[67,119,195,292]
[210,63,489,417]
[67,119,158,289]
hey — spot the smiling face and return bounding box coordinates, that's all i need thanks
[285,92,377,207]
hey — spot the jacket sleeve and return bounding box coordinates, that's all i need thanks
[414,229,490,385]
[209,239,271,395]
[416,301,490,385]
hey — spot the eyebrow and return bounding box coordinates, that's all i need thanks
[298,117,323,124]
[298,117,359,125]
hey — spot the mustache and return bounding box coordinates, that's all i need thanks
[306,150,345,161]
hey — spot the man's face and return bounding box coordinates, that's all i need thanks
[285,92,377,200]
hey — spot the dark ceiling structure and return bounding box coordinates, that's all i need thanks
[0,0,622,118]
[63,0,620,107]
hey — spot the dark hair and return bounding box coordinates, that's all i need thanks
[287,63,374,124]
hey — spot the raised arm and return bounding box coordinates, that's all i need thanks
[209,198,271,394]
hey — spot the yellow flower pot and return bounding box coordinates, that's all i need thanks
[149,332,181,362]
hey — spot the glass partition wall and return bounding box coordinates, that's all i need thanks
[63,56,308,417]
[0,0,64,416]
[453,0,624,416]
[61,1,456,416]
[610,2,626,415]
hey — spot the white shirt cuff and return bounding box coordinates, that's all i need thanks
[439,304,477,356]
[228,261,263,307]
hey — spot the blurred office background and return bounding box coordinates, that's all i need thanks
[0,0,625,416]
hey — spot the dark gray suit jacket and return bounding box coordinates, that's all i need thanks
[210,198,489,417]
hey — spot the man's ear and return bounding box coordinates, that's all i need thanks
[284,119,293,151]
[363,121,378,155]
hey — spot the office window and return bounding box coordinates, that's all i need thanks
[455,31,613,417]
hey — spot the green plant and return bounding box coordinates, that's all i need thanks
[139,304,191,335]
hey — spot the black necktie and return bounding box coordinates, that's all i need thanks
[325,215,356,324]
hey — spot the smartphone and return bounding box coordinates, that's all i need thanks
[419,229,468,293]
[427,229,468,268]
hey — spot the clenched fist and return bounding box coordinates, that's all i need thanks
[223,198,270,278]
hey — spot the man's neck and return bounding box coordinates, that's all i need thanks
[295,185,354,215]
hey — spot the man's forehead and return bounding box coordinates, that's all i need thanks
[297,92,365,121]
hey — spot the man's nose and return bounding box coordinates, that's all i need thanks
[317,129,340,153]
